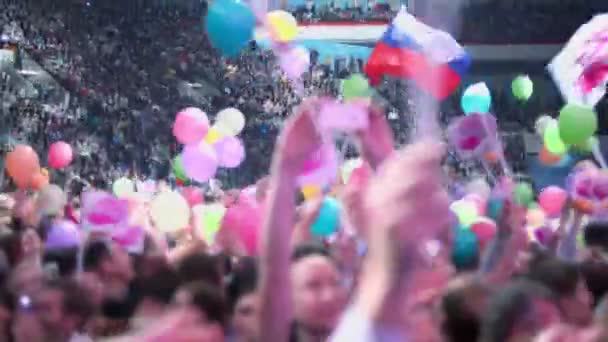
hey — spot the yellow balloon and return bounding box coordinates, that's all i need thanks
[205,127,223,144]
[526,209,546,228]
[192,203,227,243]
[450,200,479,226]
[150,191,190,233]
[267,10,298,42]
[301,185,321,200]
[216,108,245,136]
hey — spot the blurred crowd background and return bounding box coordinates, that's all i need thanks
[0,0,606,190]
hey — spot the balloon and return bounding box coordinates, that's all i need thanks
[486,197,504,221]
[173,107,210,145]
[182,187,204,207]
[205,0,255,56]
[278,46,309,79]
[543,123,567,155]
[205,127,223,144]
[30,170,50,191]
[301,185,321,200]
[150,191,190,233]
[172,156,188,181]
[113,178,135,198]
[461,83,491,114]
[216,108,246,136]
[213,136,245,168]
[221,200,261,255]
[451,228,479,269]
[465,178,491,198]
[45,220,81,250]
[538,186,567,217]
[342,73,371,100]
[267,10,298,42]
[514,182,534,206]
[450,200,479,226]
[463,194,487,216]
[527,208,546,227]
[193,203,227,243]
[181,142,218,182]
[48,141,73,169]
[558,104,597,145]
[6,145,40,188]
[539,145,562,165]
[512,75,534,101]
[470,217,497,249]
[535,115,554,137]
[572,136,597,154]
[341,159,363,184]
[311,197,341,237]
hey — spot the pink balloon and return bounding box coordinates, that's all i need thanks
[173,108,210,145]
[182,186,204,207]
[213,136,245,168]
[48,141,73,169]
[470,217,497,250]
[463,194,487,216]
[181,143,218,182]
[538,186,567,217]
[221,200,261,255]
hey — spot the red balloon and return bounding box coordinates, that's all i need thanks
[182,186,204,207]
[538,186,567,217]
[48,141,73,169]
[6,145,40,189]
[470,218,497,251]
[30,171,50,191]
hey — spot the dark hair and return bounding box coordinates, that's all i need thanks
[441,277,492,342]
[137,266,181,305]
[584,221,608,250]
[180,281,227,327]
[227,257,258,313]
[83,240,111,272]
[44,278,96,328]
[43,247,78,277]
[580,259,608,307]
[291,242,331,262]
[480,280,556,342]
[524,256,580,298]
[177,252,222,288]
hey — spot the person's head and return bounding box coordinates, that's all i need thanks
[480,280,561,342]
[584,221,608,251]
[227,257,259,342]
[32,278,95,340]
[580,257,608,307]
[290,243,346,335]
[83,240,134,284]
[177,252,223,288]
[525,256,592,326]
[173,281,226,341]
[135,265,181,317]
[441,276,493,342]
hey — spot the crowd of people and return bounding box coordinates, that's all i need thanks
[0,1,604,342]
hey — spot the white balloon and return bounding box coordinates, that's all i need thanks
[535,115,555,137]
[216,108,245,136]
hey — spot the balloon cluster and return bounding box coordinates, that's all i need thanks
[172,107,247,183]
[5,144,59,190]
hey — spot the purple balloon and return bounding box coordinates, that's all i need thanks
[214,136,245,168]
[45,220,81,250]
[181,143,218,182]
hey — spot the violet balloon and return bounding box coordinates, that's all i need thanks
[214,136,245,168]
[45,220,81,250]
[181,143,218,182]
[48,141,73,169]
[538,186,567,217]
[173,108,210,145]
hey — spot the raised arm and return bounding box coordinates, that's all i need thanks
[259,100,322,342]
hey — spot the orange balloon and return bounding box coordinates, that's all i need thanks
[484,151,500,164]
[572,198,594,214]
[5,145,40,188]
[538,146,561,165]
[30,171,49,191]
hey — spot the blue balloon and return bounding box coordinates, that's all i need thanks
[205,0,255,56]
[461,94,491,115]
[486,197,504,221]
[451,228,479,269]
[311,197,341,237]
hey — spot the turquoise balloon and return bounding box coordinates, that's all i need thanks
[486,197,504,221]
[451,229,479,269]
[205,0,255,56]
[311,197,341,237]
[461,94,491,115]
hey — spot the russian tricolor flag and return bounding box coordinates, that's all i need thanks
[365,8,471,100]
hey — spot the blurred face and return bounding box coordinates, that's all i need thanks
[104,242,134,283]
[559,281,593,326]
[33,288,66,337]
[173,290,225,342]
[232,293,259,342]
[291,255,346,332]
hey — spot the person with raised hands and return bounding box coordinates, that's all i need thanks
[331,139,451,341]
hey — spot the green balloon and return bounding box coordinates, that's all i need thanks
[512,75,533,101]
[514,182,534,206]
[342,73,371,100]
[558,104,597,145]
[528,201,540,210]
[572,136,597,154]
[544,124,567,155]
[172,156,187,181]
